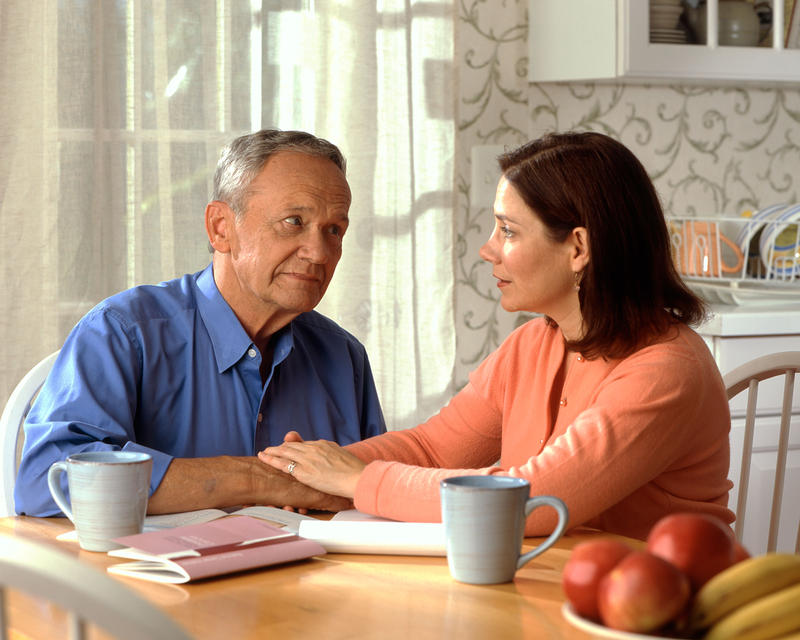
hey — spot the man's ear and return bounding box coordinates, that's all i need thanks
[569,226,590,272]
[205,201,233,253]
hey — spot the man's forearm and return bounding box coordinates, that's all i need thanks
[147,455,352,514]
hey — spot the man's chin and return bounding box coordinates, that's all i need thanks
[278,295,324,315]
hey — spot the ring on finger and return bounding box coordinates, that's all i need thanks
[287,460,297,474]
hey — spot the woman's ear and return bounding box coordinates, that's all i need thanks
[205,201,233,253]
[569,226,590,272]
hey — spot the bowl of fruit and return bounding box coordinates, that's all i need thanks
[561,512,800,639]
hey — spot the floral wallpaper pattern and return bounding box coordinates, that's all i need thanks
[454,0,800,387]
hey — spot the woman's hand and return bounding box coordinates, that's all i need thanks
[258,439,365,499]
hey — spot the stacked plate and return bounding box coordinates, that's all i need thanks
[650,0,688,43]
[737,203,800,280]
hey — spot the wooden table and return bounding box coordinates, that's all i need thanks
[0,516,632,639]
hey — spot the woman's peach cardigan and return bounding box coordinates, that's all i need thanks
[347,318,734,540]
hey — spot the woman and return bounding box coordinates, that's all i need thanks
[259,131,734,540]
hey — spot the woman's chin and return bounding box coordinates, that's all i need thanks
[498,298,518,312]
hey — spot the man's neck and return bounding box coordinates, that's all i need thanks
[211,255,298,354]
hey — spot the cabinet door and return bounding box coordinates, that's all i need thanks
[622,0,799,82]
[528,0,800,84]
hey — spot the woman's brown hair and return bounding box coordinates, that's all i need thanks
[498,131,706,359]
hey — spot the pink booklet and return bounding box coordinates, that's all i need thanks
[107,515,326,583]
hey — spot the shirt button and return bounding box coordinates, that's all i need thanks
[248,348,257,358]
[257,413,263,423]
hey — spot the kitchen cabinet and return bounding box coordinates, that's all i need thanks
[528,0,800,84]
[698,304,800,553]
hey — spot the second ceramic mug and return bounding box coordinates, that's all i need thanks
[440,476,569,584]
[47,450,152,552]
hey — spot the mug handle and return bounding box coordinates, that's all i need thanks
[47,461,74,522]
[719,232,745,273]
[516,495,569,570]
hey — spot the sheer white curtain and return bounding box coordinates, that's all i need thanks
[0,0,456,431]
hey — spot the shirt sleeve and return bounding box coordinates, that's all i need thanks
[352,341,387,439]
[14,307,173,517]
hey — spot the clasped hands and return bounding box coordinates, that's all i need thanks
[258,430,365,500]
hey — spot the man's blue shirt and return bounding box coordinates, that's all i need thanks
[15,265,386,516]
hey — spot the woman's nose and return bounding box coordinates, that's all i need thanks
[479,237,497,263]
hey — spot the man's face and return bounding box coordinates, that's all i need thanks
[223,151,351,317]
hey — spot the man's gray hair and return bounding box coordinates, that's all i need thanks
[212,129,347,215]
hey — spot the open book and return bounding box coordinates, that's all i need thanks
[107,515,325,584]
[142,505,311,532]
[145,506,446,556]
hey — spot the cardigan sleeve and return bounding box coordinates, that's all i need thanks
[349,382,504,521]
[350,324,733,539]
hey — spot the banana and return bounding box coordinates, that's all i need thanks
[689,553,800,631]
[703,582,800,640]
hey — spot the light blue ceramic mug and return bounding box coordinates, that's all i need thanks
[440,476,569,584]
[47,451,152,552]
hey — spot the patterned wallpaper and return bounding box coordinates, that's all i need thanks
[454,0,800,386]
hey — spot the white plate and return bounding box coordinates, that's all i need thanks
[561,603,684,640]
[759,203,800,278]
[650,28,685,35]
[735,203,788,252]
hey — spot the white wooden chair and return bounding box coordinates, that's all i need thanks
[0,535,192,640]
[0,350,60,517]
[723,351,800,553]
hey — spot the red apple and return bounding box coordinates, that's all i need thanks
[646,513,736,591]
[597,550,691,634]
[733,541,751,564]
[562,539,633,620]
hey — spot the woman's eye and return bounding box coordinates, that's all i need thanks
[500,225,514,238]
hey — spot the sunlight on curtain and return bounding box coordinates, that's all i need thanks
[0,0,455,432]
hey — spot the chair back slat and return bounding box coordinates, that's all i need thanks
[733,378,758,542]
[768,369,795,552]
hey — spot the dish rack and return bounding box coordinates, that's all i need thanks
[666,207,800,306]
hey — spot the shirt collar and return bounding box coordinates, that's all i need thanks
[195,264,254,373]
[195,264,296,373]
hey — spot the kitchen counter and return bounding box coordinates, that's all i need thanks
[699,304,800,337]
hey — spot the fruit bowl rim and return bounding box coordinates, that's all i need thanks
[561,603,686,640]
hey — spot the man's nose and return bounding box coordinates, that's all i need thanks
[298,229,333,263]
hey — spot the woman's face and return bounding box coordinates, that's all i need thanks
[479,176,580,323]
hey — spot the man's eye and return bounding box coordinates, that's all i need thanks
[284,216,302,226]
[328,225,343,237]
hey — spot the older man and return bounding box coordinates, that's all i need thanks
[15,130,385,516]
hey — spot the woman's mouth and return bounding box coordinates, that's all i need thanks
[494,275,510,288]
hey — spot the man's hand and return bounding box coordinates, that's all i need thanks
[146,455,352,514]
